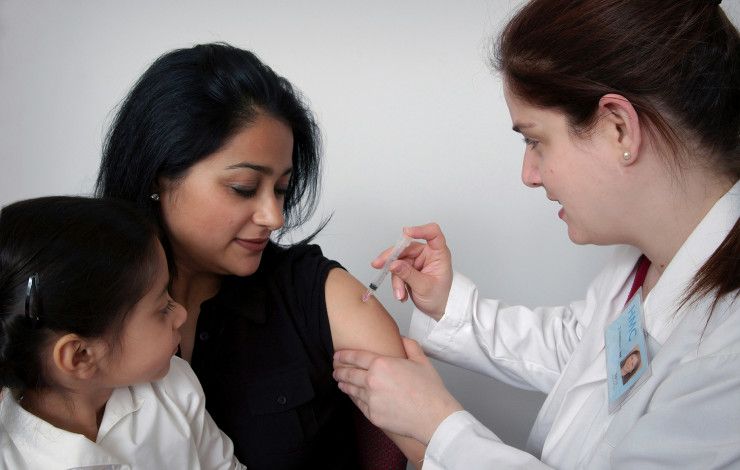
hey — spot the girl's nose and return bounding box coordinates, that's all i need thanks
[172,301,187,329]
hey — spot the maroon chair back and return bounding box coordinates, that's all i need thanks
[352,406,408,470]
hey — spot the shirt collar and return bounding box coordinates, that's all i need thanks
[200,242,283,325]
[206,274,268,324]
[0,387,126,466]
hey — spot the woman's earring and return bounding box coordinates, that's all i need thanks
[150,193,160,201]
[622,151,631,161]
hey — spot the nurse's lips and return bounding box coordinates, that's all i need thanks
[235,237,269,251]
[547,196,565,220]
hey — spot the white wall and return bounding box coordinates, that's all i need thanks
[2,0,738,460]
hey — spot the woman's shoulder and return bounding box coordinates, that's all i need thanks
[262,242,343,278]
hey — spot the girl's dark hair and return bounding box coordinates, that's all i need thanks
[0,196,160,392]
[494,0,739,305]
[95,43,324,270]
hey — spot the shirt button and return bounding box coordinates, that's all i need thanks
[199,331,210,341]
[277,395,287,405]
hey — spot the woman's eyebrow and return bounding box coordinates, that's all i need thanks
[224,162,292,176]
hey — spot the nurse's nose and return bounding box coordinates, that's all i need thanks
[521,150,542,188]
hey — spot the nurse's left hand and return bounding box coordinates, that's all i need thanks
[333,337,463,445]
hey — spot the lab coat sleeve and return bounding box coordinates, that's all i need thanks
[610,351,740,468]
[164,357,247,470]
[409,272,591,393]
[422,410,553,470]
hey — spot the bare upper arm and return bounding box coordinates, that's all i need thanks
[325,267,406,358]
[325,268,425,467]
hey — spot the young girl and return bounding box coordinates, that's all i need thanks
[0,196,245,469]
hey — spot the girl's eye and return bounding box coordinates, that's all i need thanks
[162,300,176,314]
[231,186,257,198]
[523,137,539,149]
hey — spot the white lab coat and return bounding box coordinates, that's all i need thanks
[410,181,740,469]
[0,356,245,470]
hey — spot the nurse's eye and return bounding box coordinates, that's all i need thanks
[231,186,257,198]
[523,136,539,149]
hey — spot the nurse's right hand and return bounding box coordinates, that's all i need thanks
[372,222,452,321]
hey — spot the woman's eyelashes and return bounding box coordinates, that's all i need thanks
[230,184,290,198]
[231,185,257,198]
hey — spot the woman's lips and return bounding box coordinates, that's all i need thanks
[235,238,269,252]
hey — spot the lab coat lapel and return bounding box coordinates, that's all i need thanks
[525,246,641,456]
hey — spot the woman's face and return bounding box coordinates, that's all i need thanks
[158,113,293,277]
[503,86,627,245]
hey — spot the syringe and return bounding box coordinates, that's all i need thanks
[361,235,412,302]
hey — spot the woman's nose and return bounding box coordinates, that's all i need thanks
[253,193,285,231]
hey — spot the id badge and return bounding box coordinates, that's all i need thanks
[605,288,651,413]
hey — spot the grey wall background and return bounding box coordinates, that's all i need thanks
[2,0,738,464]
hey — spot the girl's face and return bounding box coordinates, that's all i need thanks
[158,113,293,278]
[102,242,186,385]
[503,87,628,246]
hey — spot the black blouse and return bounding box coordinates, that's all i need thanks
[189,243,360,469]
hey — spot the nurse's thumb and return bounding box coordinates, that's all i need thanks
[402,337,428,364]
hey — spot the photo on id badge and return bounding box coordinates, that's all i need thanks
[605,289,650,413]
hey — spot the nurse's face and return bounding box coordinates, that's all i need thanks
[503,86,628,246]
[158,112,293,278]
[621,352,641,376]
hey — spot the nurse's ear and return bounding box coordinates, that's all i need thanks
[598,94,642,167]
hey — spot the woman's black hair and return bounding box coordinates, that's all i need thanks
[95,43,325,272]
[0,196,160,392]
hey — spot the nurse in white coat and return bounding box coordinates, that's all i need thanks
[333,0,740,468]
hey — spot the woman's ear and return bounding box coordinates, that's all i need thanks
[598,93,642,166]
[51,334,106,381]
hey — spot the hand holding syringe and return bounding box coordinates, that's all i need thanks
[362,235,413,302]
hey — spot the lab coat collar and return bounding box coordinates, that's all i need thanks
[643,180,740,345]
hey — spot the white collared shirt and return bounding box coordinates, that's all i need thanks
[411,181,740,469]
[0,356,245,470]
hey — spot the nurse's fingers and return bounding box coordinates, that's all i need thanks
[403,223,448,250]
[336,378,369,406]
[333,349,380,370]
[371,240,426,268]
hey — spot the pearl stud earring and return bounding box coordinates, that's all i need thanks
[622,151,631,161]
